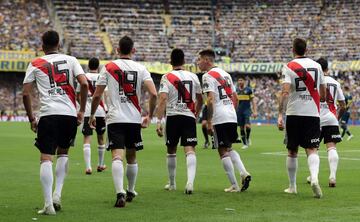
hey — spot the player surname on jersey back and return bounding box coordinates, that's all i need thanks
[48,86,67,96]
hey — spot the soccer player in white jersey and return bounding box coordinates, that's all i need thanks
[89,36,157,208]
[314,58,346,187]
[278,38,326,198]
[22,30,88,215]
[156,49,203,194]
[197,49,251,192]
[76,58,107,175]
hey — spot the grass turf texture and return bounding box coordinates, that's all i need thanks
[0,123,359,222]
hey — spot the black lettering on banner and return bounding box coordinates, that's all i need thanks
[294,68,318,92]
[115,70,138,96]
[177,80,192,103]
[43,60,70,87]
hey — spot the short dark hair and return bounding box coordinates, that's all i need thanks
[199,49,215,60]
[42,30,60,49]
[293,38,307,56]
[88,57,100,70]
[118,36,134,55]
[238,76,245,80]
[344,86,350,90]
[316,57,328,72]
[170,48,185,66]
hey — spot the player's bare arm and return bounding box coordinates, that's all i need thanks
[23,82,37,132]
[232,92,239,110]
[251,96,257,118]
[206,91,215,135]
[195,93,203,118]
[278,83,290,130]
[143,79,158,128]
[319,83,326,102]
[337,100,346,120]
[155,92,168,137]
[76,74,89,125]
[89,85,106,128]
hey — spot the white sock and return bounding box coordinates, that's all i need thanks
[229,150,249,177]
[328,148,339,180]
[167,154,176,186]
[98,145,106,167]
[286,156,298,189]
[186,153,196,185]
[112,159,125,194]
[83,144,91,169]
[40,161,53,206]
[221,156,239,188]
[54,155,69,198]
[126,163,138,193]
[308,153,320,184]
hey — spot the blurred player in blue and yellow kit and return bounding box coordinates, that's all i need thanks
[236,77,257,149]
[340,86,354,140]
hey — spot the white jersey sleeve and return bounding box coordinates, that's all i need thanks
[320,76,345,126]
[284,58,324,117]
[202,67,237,125]
[23,54,85,117]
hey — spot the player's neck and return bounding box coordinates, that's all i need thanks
[44,51,59,55]
[294,55,306,59]
[173,65,184,71]
[89,70,98,73]
[119,55,131,60]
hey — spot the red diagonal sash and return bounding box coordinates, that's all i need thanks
[326,88,337,117]
[207,71,233,98]
[105,62,141,113]
[87,79,105,111]
[31,58,76,107]
[287,61,320,112]
[166,73,195,114]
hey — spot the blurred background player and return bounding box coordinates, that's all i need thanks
[278,38,326,198]
[198,49,251,192]
[89,36,157,208]
[308,58,345,187]
[23,30,88,215]
[76,57,107,175]
[236,76,257,149]
[200,102,215,149]
[156,48,203,194]
[340,86,354,141]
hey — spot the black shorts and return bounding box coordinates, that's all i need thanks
[35,115,77,155]
[165,115,197,147]
[107,123,143,151]
[213,122,238,148]
[321,125,342,144]
[200,105,208,122]
[286,115,321,150]
[82,117,106,136]
[237,112,251,127]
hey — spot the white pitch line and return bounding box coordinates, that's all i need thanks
[261,151,360,161]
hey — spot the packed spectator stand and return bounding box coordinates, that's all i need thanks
[0,0,359,122]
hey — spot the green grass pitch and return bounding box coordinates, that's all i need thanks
[0,123,359,222]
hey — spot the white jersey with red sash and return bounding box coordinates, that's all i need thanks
[159,70,201,118]
[76,73,106,117]
[96,59,153,124]
[23,53,84,117]
[320,76,345,127]
[282,57,325,117]
[202,67,237,125]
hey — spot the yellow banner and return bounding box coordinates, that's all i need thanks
[1,50,360,73]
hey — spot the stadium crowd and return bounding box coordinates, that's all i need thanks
[0,0,359,62]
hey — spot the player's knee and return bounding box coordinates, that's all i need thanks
[287,150,297,158]
[40,154,53,162]
[56,147,69,155]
